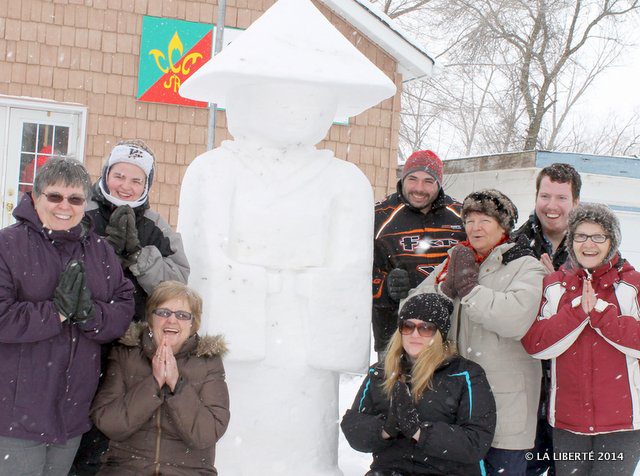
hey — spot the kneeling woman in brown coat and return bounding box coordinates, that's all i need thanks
[91,281,230,475]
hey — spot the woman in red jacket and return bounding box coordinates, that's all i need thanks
[522,203,640,475]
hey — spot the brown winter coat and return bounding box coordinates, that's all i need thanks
[91,322,230,475]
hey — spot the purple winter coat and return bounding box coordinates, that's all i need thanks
[0,194,135,444]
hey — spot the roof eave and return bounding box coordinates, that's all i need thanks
[319,0,436,81]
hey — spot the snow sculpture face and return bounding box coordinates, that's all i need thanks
[225,82,338,147]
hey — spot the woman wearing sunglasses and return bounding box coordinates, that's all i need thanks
[522,204,640,475]
[74,139,190,474]
[0,157,135,475]
[403,189,546,475]
[91,281,229,475]
[342,293,496,475]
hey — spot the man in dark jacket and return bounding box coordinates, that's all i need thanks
[0,157,134,475]
[512,162,581,476]
[373,150,465,356]
[512,163,581,274]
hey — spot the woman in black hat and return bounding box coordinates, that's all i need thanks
[341,293,496,476]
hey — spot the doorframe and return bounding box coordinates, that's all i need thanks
[0,94,87,226]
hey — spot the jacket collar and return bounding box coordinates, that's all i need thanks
[91,181,149,218]
[561,254,624,289]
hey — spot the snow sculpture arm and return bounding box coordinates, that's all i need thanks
[302,163,373,372]
[178,150,268,361]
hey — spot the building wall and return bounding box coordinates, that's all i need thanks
[0,0,402,226]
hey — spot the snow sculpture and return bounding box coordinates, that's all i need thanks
[178,0,396,474]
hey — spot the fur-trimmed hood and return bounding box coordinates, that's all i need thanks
[119,321,227,358]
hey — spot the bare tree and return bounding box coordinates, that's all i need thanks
[388,0,640,156]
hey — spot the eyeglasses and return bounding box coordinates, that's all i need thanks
[42,192,86,206]
[152,308,193,321]
[399,321,438,338]
[573,233,609,244]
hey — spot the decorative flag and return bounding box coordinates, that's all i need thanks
[137,16,213,108]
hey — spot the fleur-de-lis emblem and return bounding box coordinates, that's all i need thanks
[149,32,204,93]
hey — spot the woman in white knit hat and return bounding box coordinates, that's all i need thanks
[71,139,190,475]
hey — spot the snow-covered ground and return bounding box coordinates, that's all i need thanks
[338,372,372,475]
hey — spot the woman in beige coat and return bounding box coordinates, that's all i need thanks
[91,281,229,475]
[402,189,545,476]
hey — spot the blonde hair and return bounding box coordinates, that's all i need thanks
[382,330,456,403]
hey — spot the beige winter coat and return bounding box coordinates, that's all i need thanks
[403,242,545,450]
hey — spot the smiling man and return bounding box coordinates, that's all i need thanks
[514,163,581,274]
[372,150,465,358]
[512,162,581,476]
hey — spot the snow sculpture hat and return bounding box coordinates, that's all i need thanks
[461,189,518,233]
[402,150,443,187]
[179,0,397,119]
[398,293,453,337]
[98,140,156,208]
[567,203,621,267]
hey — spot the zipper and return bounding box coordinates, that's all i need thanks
[154,408,162,475]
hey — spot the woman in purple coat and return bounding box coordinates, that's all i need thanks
[0,158,135,476]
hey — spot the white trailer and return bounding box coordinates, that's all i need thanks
[442,150,640,265]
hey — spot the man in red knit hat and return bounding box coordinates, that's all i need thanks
[372,150,466,358]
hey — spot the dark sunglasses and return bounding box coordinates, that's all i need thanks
[43,192,86,206]
[153,308,193,321]
[399,320,438,338]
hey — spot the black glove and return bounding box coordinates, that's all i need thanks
[71,263,95,324]
[53,260,84,320]
[382,407,400,439]
[391,381,421,439]
[448,245,479,298]
[387,268,411,301]
[105,206,141,264]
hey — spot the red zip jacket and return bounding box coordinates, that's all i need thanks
[522,255,640,434]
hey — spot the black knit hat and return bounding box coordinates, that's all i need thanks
[398,293,454,337]
[567,203,621,267]
[461,189,518,233]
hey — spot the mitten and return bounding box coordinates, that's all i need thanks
[382,406,400,438]
[387,268,411,301]
[391,381,421,438]
[123,209,141,255]
[449,245,479,298]
[53,260,83,319]
[439,268,457,300]
[105,206,131,255]
[71,263,95,324]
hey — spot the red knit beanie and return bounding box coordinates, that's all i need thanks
[402,150,443,186]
